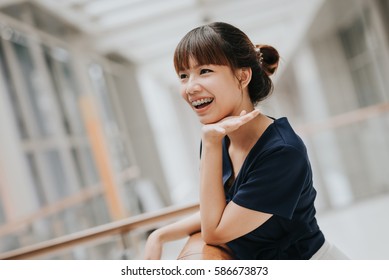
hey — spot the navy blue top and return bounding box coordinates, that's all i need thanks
[221,117,324,259]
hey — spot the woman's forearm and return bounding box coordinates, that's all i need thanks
[199,140,226,242]
[144,212,201,259]
[151,211,201,243]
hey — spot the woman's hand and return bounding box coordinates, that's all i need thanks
[142,213,201,260]
[143,230,163,260]
[202,109,260,143]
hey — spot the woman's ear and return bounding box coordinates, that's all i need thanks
[238,67,252,88]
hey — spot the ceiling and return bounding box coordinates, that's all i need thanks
[19,0,324,87]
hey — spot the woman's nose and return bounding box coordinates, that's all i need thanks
[185,76,201,95]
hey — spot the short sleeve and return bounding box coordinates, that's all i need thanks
[232,146,309,219]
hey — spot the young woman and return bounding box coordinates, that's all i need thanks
[144,22,348,260]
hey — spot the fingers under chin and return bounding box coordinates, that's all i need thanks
[240,110,247,116]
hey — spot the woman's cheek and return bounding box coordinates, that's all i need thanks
[179,88,187,101]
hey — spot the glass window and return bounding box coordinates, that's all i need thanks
[70,147,87,188]
[43,150,70,201]
[26,153,47,206]
[90,194,111,225]
[11,37,58,137]
[0,39,29,139]
[58,54,85,133]
[88,63,130,172]
[43,45,72,135]
[339,9,387,107]
[70,145,100,188]
[31,216,56,242]
[350,64,382,107]
[88,63,118,129]
[43,45,85,136]
[339,18,367,59]
[82,146,100,186]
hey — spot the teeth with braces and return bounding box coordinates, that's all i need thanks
[192,98,213,107]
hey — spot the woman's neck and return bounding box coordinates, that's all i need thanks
[227,112,273,153]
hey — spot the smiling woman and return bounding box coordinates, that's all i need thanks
[143,22,349,260]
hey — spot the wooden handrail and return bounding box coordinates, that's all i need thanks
[296,102,389,136]
[0,202,199,260]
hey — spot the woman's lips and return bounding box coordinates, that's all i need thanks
[191,98,214,110]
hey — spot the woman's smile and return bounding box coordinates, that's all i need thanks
[191,97,214,109]
[191,98,215,115]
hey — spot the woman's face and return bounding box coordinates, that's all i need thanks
[178,58,243,124]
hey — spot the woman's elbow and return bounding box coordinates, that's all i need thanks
[201,231,225,246]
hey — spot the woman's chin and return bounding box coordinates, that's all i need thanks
[198,116,221,125]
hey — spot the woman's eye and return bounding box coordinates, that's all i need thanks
[200,69,212,74]
[179,73,188,79]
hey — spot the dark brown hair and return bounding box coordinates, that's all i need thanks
[173,22,280,105]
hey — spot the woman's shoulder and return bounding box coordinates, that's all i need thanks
[259,117,306,153]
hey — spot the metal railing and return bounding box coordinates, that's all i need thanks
[0,203,199,260]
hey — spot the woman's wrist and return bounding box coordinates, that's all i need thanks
[201,129,224,146]
[148,229,164,243]
[201,125,226,144]
[149,227,177,244]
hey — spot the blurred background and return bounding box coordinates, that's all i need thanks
[0,0,388,260]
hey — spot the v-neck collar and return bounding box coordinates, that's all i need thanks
[221,117,281,192]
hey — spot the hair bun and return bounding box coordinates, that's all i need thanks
[255,44,280,76]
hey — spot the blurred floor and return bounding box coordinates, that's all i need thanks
[318,192,389,259]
